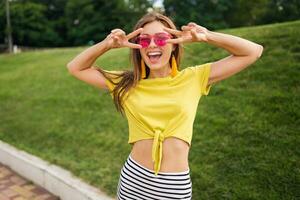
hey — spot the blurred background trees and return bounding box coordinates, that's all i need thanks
[0,0,299,47]
[164,0,300,29]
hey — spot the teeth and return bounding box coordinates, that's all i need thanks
[147,52,162,56]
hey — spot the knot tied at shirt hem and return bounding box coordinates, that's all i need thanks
[152,130,165,176]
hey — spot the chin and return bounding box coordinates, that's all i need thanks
[146,61,168,69]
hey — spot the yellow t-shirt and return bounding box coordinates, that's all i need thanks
[104,62,212,175]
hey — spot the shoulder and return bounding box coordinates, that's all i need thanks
[102,69,125,77]
[102,69,129,83]
[180,63,212,76]
[185,63,212,71]
[101,69,127,92]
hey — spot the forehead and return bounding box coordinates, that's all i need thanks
[141,21,168,35]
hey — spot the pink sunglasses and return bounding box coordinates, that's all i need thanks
[136,32,173,48]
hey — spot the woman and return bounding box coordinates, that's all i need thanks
[67,12,263,200]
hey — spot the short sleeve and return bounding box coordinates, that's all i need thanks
[194,62,212,96]
[102,70,124,92]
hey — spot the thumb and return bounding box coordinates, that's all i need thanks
[191,29,198,40]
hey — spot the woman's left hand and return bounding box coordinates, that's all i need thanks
[163,22,209,44]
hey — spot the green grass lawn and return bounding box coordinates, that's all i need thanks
[0,20,299,199]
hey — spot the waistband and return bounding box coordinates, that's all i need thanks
[128,154,190,176]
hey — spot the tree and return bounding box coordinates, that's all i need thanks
[0,1,6,45]
[0,1,61,47]
[65,0,153,46]
[164,0,300,30]
[259,0,300,24]
[30,0,68,46]
[164,0,233,30]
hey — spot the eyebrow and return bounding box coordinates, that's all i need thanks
[140,32,168,35]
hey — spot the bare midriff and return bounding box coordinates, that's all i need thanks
[130,137,190,173]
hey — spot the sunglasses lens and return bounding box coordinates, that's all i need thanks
[137,37,150,48]
[137,33,171,48]
[155,37,167,46]
[154,33,170,46]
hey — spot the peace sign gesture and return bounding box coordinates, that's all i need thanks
[105,28,143,49]
[163,22,209,44]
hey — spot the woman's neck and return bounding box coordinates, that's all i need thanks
[148,64,171,79]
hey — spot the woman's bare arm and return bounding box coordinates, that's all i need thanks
[66,40,111,90]
[205,31,264,85]
[67,40,110,73]
[66,28,143,90]
[164,23,264,86]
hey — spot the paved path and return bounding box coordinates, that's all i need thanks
[0,163,59,200]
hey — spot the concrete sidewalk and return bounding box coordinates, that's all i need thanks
[0,140,115,200]
[0,163,59,200]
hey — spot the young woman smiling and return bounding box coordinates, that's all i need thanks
[67,12,263,200]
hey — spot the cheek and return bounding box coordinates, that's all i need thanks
[165,44,173,53]
[140,50,147,59]
[162,46,173,58]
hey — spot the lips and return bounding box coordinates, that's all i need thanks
[147,51,162,63]
[147,51,162,56]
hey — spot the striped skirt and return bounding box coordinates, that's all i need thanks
[116,154,192,200]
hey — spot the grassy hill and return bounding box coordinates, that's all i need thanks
[0,20,299,199]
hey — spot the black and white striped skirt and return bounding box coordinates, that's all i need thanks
[116,154,192,200]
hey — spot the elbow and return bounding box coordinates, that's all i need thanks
[249,44,264,61]
[66,62,75,74]
[255,44,264,59]
[245,44,264,65]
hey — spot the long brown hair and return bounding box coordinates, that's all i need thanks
[96,12,184,116]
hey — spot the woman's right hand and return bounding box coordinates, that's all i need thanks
[104,28,143,49]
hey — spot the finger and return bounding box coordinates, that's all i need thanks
[166,38,184,44]
[113,36,123,45]
[111,29,124,34]
[113,30,126,38]
[113,31,126,38]
[188,22,197,27]
[126,28,143,40]
[198,25,208,31]
[163,27,181,36]
[112,35,120,40]
[181,25,193,31]
[125,41,142,49]
[191,29,198,39]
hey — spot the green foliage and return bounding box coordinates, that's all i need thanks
[0,0,153,47]
[223,0,300,27]
[260,0,300,23]
[0,1,5,44]
[164,0,300,30]
[65,0,152,45]
[1,0,299,47]
[0,1,61,46]
[164,0,232,29]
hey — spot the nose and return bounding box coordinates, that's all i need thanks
[148,38,157,48]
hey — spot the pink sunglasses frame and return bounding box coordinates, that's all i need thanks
[136,32,173,48]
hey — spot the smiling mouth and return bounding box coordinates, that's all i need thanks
[147,52,162,63]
